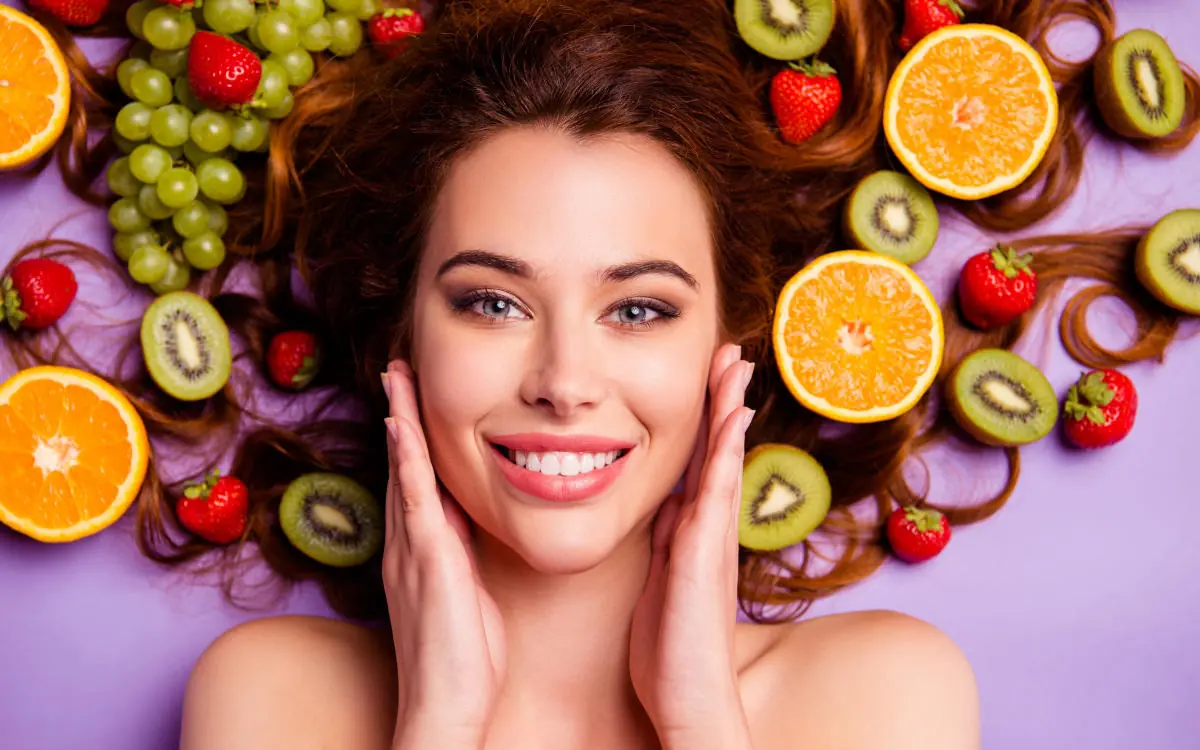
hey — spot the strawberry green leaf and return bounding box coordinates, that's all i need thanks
[903,506,944,533]
[382,7,415,17]
[990,244,1032,279]
[941,0,966,18]
[789,58,837,77]
[1085,405,1107,425]
[3,276,26,332]
[292,354,319,387]
[1077,372,1114,407]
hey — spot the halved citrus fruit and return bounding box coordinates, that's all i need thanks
[0,366,149,542]
[0,5,71,170]
[884,24,1058,200]
[773,251,944,424]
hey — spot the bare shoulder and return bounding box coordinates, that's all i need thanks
[180,614,397,750]
[738,610,980,750]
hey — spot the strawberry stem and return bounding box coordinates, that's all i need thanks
[941,0,965,18]
[787,57,837,77]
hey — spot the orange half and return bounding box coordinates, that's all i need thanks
[0,366,149,542]
[0,5,71,169]
[884,24,1058,200]
[773,251,944,424]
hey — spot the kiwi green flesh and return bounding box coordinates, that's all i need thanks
[734,0,835,61]
[1136,209,1200,314]
[140,291,232,401]
[844,171,939,265]
[280,473,383,568]
[739,444,831,552]
[950,349,1058,446]
[1098,29,1184,138]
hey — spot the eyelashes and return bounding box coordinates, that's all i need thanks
[449,289,681,329]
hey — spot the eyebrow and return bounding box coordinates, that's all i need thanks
[436,250,699,290]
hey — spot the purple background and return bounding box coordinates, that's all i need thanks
[2,2,1199,748]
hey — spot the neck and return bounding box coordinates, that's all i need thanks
[475,525,659,747]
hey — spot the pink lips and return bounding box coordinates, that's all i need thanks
[488,433,635,503]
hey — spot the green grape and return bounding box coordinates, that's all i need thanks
[182,232,226,270]
[279,0,322,26]
[150,257,192,294]
[183,140,228,165]
[246,16,266,51]
[126,0,158,40]
[228,114,267,151]
[269,48,314,88]
[299,18,332,52]
[156,167,200,209]
[113,133,140,154]
[205,202,229,236]
[129,244,170,284]
[129,143,172,184]
[254,60,289,110]
[109,198,151,233]
[149,104,192,148]
[356,0,381,22]
[172,201,211,238]
[116,58,149,100]
[113,230,160,262]
[106,157,142,198]
[325,0,362,15]
[173,77,206,113]
[138,183,177,221]
[197,158,245,204]
[115,102,154,142]
[190,110,233,152]
[257,10,299,55]
[143,7,196,51]
[326,13,363,57]
[149,47,189,78]
[261,92,293,120]
[130,67,173,108]
[203,0,257,34]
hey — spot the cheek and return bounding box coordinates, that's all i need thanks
[620,327,713,456]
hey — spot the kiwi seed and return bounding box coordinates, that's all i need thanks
[946,348,1058,447]
[1094,29,1185,139]
[279,473,383,568]
[739,443,831,552]
[734,0,836,61]
[1135,208,1200,315]
[842,170,939,265]
[140,291,232,401]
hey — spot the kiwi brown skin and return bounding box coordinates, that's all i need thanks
[1093,31,1183,140]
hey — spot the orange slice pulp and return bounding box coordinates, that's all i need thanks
[773,251,944,424]
[0,5,70,170]
[0,366,149,542]
[884,24,1058,200]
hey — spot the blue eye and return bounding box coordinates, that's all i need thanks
[451,290,528,322]
[605,298,679,328]
[479,297,515,318]
[616,304,656,325]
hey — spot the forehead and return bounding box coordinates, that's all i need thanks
[424,126,714,279]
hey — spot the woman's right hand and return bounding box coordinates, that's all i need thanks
[383,361,506,750]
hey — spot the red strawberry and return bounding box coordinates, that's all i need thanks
[187,32,262,111]
[176,470,249,544]
[899,0,964,52]
[957,244,1038,329]
[769,59,842,145]
[267,330,320,390]
[1063,369,1138,449]
[367,7,425,60]
[886,506,951,563]
[27,0,108,27]
[3,258,78,331]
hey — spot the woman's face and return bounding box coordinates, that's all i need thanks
[409,126,720,574]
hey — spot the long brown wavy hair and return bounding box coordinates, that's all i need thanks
[7,0,1199,622]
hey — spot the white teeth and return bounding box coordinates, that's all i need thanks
[560,453,581,476]
[503,449,627,476]
[580,453,595,473]
[607,450,616,464]
[527,453,541,472]
[540,454,561,476]
[515,450,527,468]
[594,452,607,469]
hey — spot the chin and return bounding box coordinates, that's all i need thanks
[505,513,625,575]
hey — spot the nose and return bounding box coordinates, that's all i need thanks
[519,317,606,418]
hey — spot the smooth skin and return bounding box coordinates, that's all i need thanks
[180,128,979,750]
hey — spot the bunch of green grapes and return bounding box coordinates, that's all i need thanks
[107,0,377,294]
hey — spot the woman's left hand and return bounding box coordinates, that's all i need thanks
[629,342,756,750]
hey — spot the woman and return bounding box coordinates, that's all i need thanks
[176,1,980,747]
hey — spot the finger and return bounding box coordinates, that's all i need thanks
[383,417,408,557]
[683,414,708,502]
[693,406,753,544]
[684,344,739,500]
[709,358,752,461]
[384,361,430,461]
[707,344,746,456]
[391,415,449,558]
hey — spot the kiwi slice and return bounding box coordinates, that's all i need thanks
[280,473,384,567]
[738,444,831,552]
[140,291,232,401]
[1094,29,1185,139]
[734,0,835,61]
[1135,209,1200,314]
[842,170,939,265]
[947,349,1058,447]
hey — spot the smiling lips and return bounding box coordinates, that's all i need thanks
[489,433,635,503]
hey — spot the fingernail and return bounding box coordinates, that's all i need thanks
[381,372,392,399]
[734,344,743,361]
[385,417,399,442]
[741,408,755,433]
[742,361,755,393]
